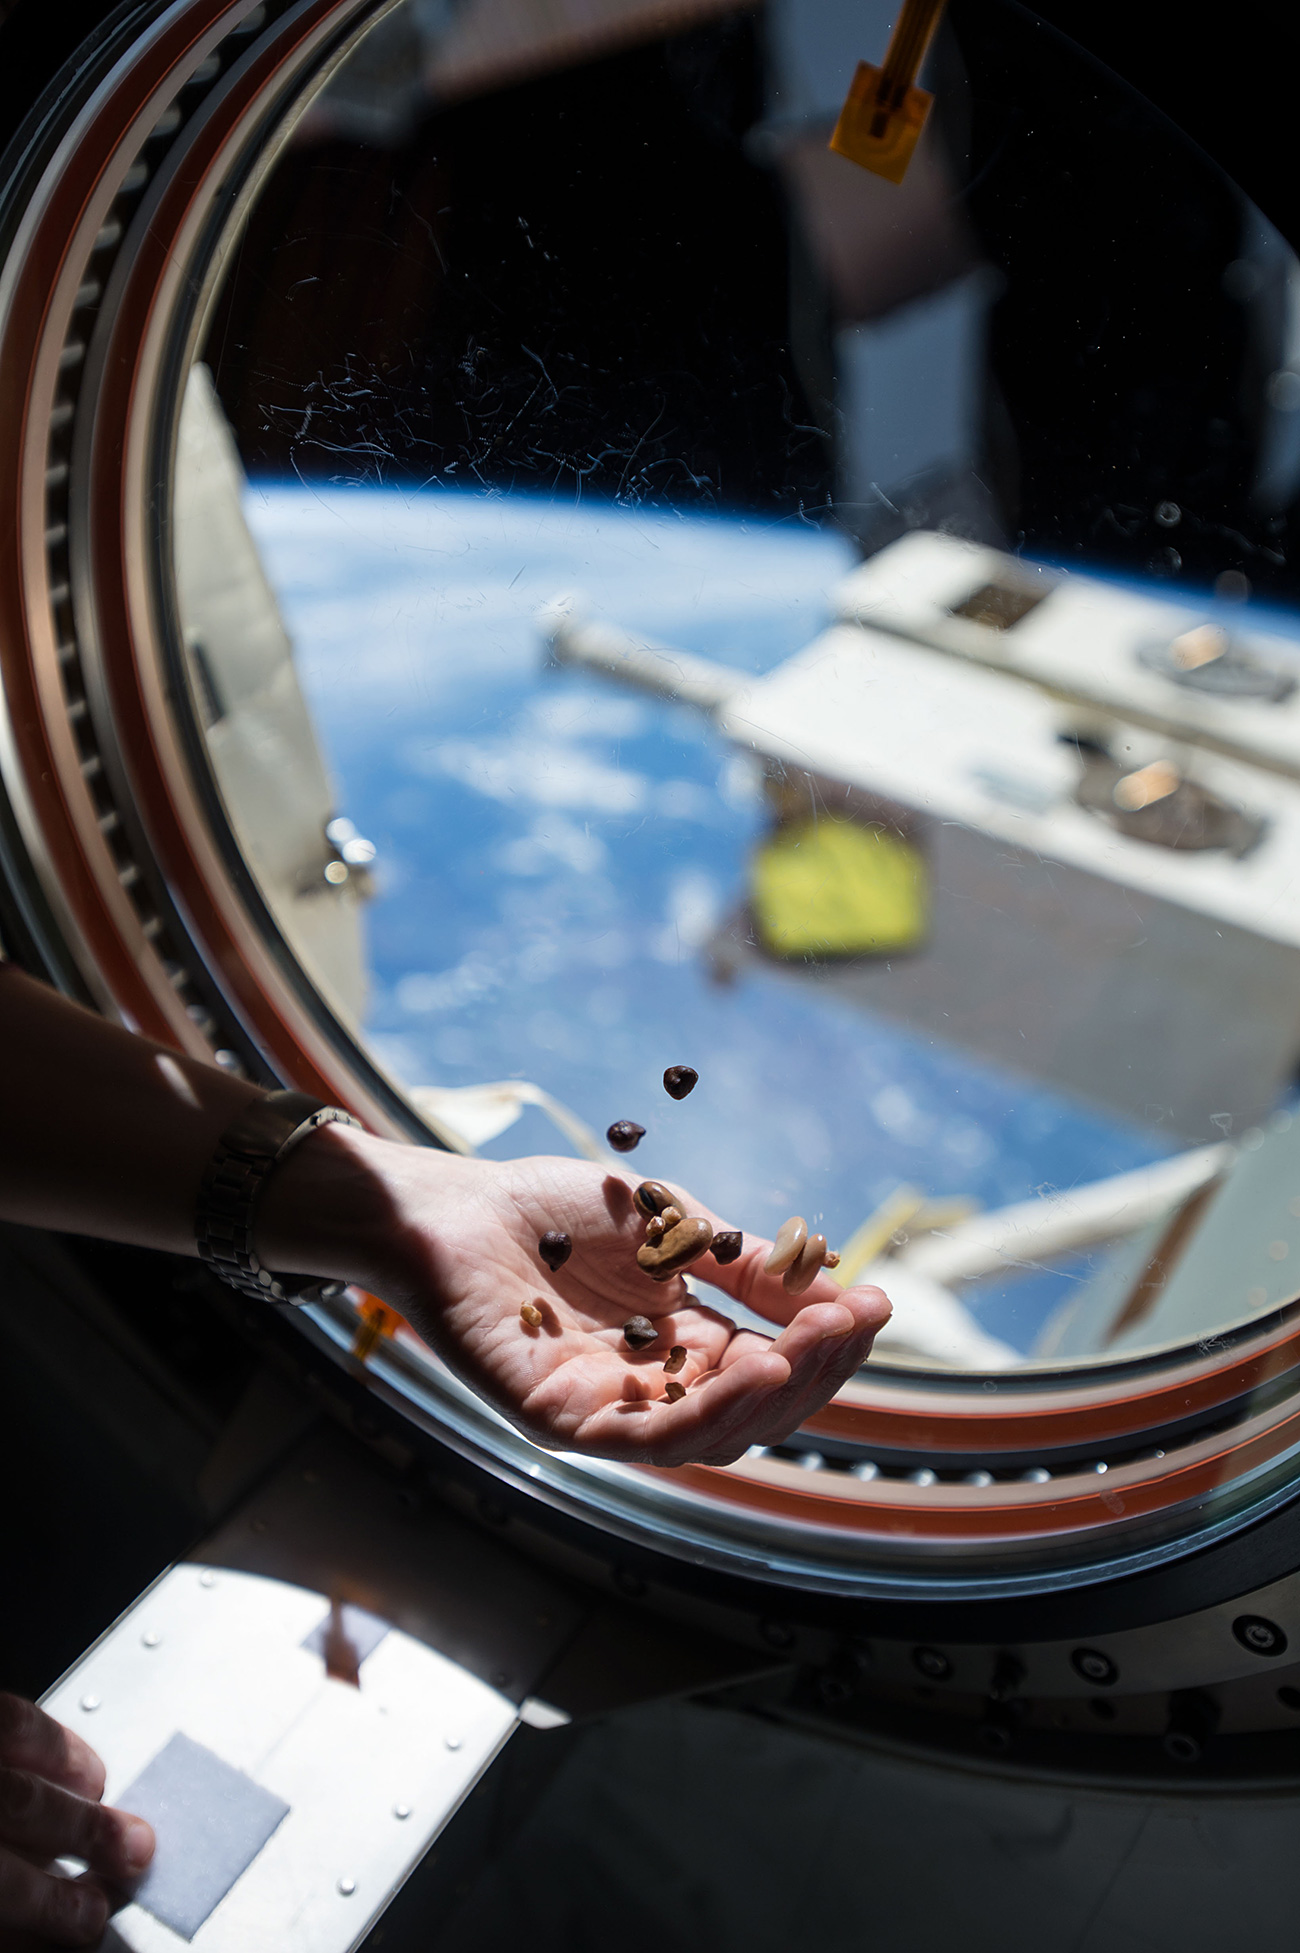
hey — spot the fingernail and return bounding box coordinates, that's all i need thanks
[124,1818,155,1870]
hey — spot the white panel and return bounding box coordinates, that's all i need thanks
[43,1563,517,1953]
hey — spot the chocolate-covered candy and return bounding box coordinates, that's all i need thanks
[607,1120,646,1153]
[538,1230,572,1272]
[663,1065,698,1100]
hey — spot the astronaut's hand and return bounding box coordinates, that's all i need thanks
[260,1135,890,1465]
[0,1695,153,1948]
[403,1153,891,1465]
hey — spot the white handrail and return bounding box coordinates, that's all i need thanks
[539,596,742,714]
[897,1143,1231,1285]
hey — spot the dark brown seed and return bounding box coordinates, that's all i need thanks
[633,1180,676,1218]
[664,1380,686,1403]
[636,1215,714,1282]
[711,1229,743,1265]
[663,1065,699,1100]
[538,1230,572,1272]
[664,1346,687,1374]
[623,1315,658,1350]
[607,1120,646,1153]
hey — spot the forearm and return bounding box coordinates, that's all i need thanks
[0,965,473,1292]
[0,973,890,1468]
[0,967,261,1254]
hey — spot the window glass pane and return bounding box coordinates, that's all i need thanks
[174,0,1300,1375]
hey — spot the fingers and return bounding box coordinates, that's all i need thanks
[0,1766,154,1887]
[767,1289,891,1369]
[582,1287,891,1466]
[743,1289,889,1444]
[0,1847,109,1947]
[0,1698,103,1804]
[575,1346,793,1462]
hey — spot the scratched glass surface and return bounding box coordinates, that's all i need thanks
[173,0,1300,1371]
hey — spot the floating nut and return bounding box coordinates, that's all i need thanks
[538,1230,572,1272]
[663,1065,698,1100]
[607,1120,646,1153]
[783,1233,829,1296]
[711,1229,743,1265]
[664,1380,686,1403]
[765,1216,808,1276]
[645,1215,666,1242]
[664,1346,688,1375]
[520,1302,544,1328]
[823,1250,841,1270]
[636,1216,713,1282]
[623,1315,659,1350]
[660,1205,683,1229]
[633,1181,676,1218]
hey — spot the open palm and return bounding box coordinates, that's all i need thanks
[381,1154,891,1466]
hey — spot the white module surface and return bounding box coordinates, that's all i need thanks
[713,622,1300,1131]
[718,621,1300,948]
[43,1563,517,1953]
[835,530,1300,782]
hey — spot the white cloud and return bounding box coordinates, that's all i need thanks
[395,951,503,1014]
[653,870,721,962]
[871,1084,934,1145]
[527,693,647,739]
[422,737,647,815]
[654,779,716,824]
[497,815,608,877]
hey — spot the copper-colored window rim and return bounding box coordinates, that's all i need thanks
[806,1306,1300,1455]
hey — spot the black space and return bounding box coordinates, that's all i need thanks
[206,17,829,514]
[199,0,1300,597]
[951,0,1277,588]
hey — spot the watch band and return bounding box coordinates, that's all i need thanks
[194,1088,363,1306]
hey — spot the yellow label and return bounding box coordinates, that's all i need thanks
[751,816,928,958]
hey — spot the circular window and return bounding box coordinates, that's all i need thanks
[8,0,1300,1619]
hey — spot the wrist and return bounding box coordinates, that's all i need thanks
[253,1123,481,1299]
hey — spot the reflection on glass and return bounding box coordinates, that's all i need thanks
[173,0,1300,1376]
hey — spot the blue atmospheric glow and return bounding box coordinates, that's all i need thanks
[243,485,1172,1353]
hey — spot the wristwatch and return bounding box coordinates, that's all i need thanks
[194,1088,363,1305]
